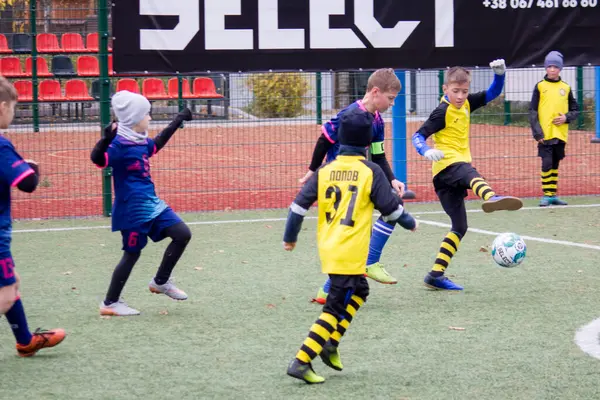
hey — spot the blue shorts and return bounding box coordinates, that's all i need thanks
[0,252,16,288]
[121,208,183,253]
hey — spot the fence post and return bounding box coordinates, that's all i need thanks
[503,98,511,126]
[577,66,584,130]
[392,71,408,190]
[98,0,112,216]
[315,72,322,125]
[592,67,600,143]
[29,0,39,132]
[438,70,444,99]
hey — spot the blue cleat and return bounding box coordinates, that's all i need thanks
[424,274,464,291]
[550,196,568,206]
[539,196,551,207]
[482,195,523,213]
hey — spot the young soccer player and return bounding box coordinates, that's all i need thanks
[0,77,66,357]
[529,51,579,207]
[90,91,193,316]
[412,59,523,291]
[299,68,410,303]
[284,107,418,384]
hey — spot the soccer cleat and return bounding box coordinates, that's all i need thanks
[550,197,568,206]
[312,287,328,305]
[539,196,551,207]
[16,328,66,357]
[482,195,523,213]
[287,359,325,384]
[149,278,188,300]
[423,274,464,291]
[320,342,343,371]
[366,262,398,284]
[100,300,141,316]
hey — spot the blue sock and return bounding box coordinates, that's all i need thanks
[5,299,32,345]
[322,278,332,294]
[367,218,395,265]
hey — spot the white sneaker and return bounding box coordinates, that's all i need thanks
[149,278,188,300]
[99,300,141,316]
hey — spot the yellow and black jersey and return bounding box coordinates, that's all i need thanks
[529,76,579,143]
[416,92,487,177]
[284,154,401,275]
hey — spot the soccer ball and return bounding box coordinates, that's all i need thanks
[491,233,526,268]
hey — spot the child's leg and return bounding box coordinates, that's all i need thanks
[328,276,368,349]
[153,222,192,285]
[365,217,397,284]
[466,166,522,213]
[539,143,557,202]
[550,142,567,205]
[104,251,141,305]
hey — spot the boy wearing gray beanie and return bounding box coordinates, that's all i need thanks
[529,51,579,207]
[90,91,193,316]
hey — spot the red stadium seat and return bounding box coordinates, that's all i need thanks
[116,78,139,94]
[167,78,193,98]
[77,55,99,77]
[0,57,24,77]
[13,80,32,102]
[86,32,112,53]
[61,33,86,53]
[192,77,223,99]
[0,34,11,54]
[65,79,93,100]
[37,33,62,53]
[142,78,168,100]
[39,80,66,101]
[25,57,53,77]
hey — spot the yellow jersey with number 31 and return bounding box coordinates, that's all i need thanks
[316,155,377,275]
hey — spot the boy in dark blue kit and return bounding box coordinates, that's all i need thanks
[91,91,193,316]
[0,77,66,356]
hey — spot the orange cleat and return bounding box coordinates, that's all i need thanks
[16,328,66,357]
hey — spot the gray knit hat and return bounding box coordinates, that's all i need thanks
[544,51,564,70]
[111,90,151,128]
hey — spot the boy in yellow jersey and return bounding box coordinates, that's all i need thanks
[529,51,579,207]
[283,107,418,384]
[412,59,523,291]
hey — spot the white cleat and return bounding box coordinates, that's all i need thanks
[100,300,141,316]
[149,278,188,301]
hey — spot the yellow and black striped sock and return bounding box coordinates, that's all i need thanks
[295,312,338,364]
[431,231,462,276]
[329,295,365,348]
[541,169,558,197]
[470,177,495,201]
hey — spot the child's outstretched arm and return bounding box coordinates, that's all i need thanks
[283,170,319,250]
[411,107,446,161]
[468,59,506,112]
[153,108,193,152]
[299,125,337,184]
[369,164,417,232]
[90,121,117,168]
[528,85,545,142]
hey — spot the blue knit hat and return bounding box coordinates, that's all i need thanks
[544,51,564,70]
[338,107,373,148]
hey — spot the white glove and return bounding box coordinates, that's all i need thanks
[489,59,506,75]
[424,149,444,161]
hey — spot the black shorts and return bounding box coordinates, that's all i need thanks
[322,274,369,320]
[538,142,566,161]
[433,162,483,202]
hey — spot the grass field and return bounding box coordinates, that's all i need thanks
[3,197,600,399]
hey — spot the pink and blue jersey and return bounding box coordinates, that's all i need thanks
[323,100,385,162]
[0,136,35,255]
[104,136,167,232]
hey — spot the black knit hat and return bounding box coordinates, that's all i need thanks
[338,107,373,148]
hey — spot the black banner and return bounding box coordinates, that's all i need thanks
[113,0,600,73]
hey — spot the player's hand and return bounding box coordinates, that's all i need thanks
[490,59,506,75]
[391,179,405,197]
[178,108,193,121]
[299,170,314,184]
[283,242,296,251]
[24,159,39,175]
[553,113,567,126]
[424,149,444,161]
[103,121,117,141]
[538,139,545,144]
